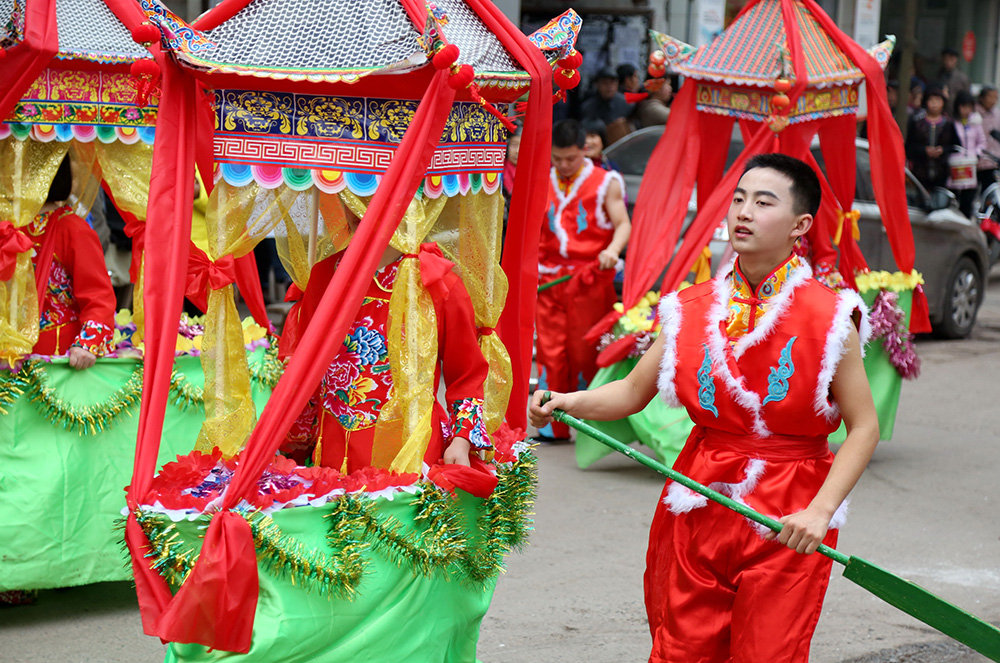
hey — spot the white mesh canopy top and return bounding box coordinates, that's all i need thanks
[201,0,424,72]
[55,0,151,62]
[433,0,522,75]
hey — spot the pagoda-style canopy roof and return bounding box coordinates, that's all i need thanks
[656,0,891,88]
[54,0,150,65]
[166,0,526,89]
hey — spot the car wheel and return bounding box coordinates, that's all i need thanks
[936,256,982,339]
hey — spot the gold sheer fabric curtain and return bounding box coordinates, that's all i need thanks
[0,138,69,362]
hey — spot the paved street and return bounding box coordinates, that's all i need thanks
[3,274,1000,662]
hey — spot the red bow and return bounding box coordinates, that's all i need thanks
[0,221,34,281]
[186,246,237,309]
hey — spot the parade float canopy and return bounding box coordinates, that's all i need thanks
[0,0,158,362]
[607,0,927,351]
[121,0,562,653]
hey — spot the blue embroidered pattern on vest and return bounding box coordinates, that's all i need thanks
[576,201,588,234]
[547,203,557,232]
[697,344,718,416]
[762,336,797,405]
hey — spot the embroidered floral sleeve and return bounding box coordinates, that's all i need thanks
[71,320,114,356]
[449,397,491,449]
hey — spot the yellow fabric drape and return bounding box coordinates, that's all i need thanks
[0,138,69,362]
[341,192,447,474]
[272,188,346,289]
[195,180,317,456]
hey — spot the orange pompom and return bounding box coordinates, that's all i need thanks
[774,77,792,93]
[647,63,666,78]
[649,50,666,66]
[771,92,790,110]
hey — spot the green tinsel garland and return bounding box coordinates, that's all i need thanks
[134,452,537,598]
[0,370,28,415]
[6,351,285,435]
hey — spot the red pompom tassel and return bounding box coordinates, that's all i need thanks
[448,64,475,90]
[433,44,460,70]
[647,63,666,78]
[130,58,161,108]
[774,77,792,93]
[131,22,160,46]
[557,49,582,70]
[554,68,581,90]
[649,50,666,66]
[771,92,791,110]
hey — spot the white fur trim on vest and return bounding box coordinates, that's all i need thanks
[549,161,594,259]
[814,289,871,422]
[594,169,624,230]
[662,458,767,516]
[657,293,683,407]
[705,263,772,438]
[732,260,813,359]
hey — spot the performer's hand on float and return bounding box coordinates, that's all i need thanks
[443,437,472,467]
[529,389,575,427]
[598,248,619,270]
[68,346,97,370]
[764,505,831,555]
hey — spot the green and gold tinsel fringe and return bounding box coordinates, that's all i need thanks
[3,351,285,435]
[133,452,537,598]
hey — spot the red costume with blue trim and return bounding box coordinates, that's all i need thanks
[26,205,114,357]
[646,255,869,662]
[281,243,490,473]
[536,161,623,438]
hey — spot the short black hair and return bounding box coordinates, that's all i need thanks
[617,63,638,85]
[552,119,586,149]
[942,47,959,57]
[741,153,821,217]
[924,86,946,106]
[47,155,72,203]
[954,90,975,109]
[980,84,997,101]
[581,118,607,145]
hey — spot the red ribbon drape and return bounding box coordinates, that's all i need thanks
[800,0,929,331]
[124,50,198,639]
[186,246,236,302]
[0,0,58,123]
[0,222,33,281]
[468,0,553,430]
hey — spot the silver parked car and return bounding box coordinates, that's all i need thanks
[605,127,988,338]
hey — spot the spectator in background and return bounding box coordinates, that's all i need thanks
[936,47,970,116]
[905,87,958,191]
[617,63,641,95]
[633,76,674,128]
[581,119,620,172]
[579,67,633,145]
[976,85,1000,192]
[907,81,924,116]
[950,90,986,218]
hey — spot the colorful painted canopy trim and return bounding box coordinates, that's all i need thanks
[1,122,155,144]
[695,82,858,123]
[215,163,502,198]
[215,90,507,176]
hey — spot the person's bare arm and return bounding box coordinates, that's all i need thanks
[765,324,879,554]
[598,178,632,269]
[529,330,664,426]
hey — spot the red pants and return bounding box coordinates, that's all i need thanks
[535,266,617,438]
[644,492,837,663]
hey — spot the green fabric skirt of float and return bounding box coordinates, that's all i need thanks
[574,357,693,470]
[0,350,275,591]
[147,457,536,663]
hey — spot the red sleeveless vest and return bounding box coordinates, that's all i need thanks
[539,161,623,269]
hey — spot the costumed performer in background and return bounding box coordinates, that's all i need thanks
[280,206,492,473]
[535,118,631,440]
[531,154,879,662]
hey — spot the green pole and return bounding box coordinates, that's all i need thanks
[537,274,572,292]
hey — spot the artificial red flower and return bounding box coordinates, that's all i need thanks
[490,423,524,463]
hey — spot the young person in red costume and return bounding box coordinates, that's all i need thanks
[27,156,115,367]
[531,153,880,662]
[535,119,631,439]
[280,211,491,473]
